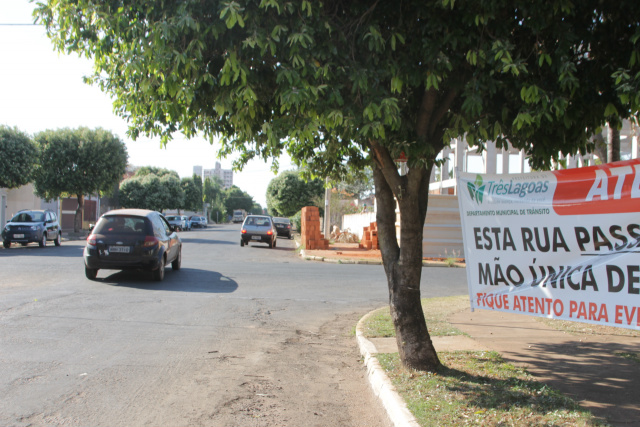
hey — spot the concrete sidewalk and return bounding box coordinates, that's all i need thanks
[449,308,640,427]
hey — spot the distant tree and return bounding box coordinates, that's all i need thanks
[250,202,263,215]
[119,169,183,212]
[181,176,202,212]
[333,166,375,200]
[193,173,203,211]
[223,186,254,216]
[266,171,324,217]
[34,127,127,232]
[202,176,222,209]
[134,166,179,179]
[0,126,38,189]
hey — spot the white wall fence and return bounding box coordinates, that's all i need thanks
[342,212,377,240]
[429,120,639,194]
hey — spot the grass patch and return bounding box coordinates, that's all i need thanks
[377,351,603,427]
[616,352,640,363]
[362,295,470,338]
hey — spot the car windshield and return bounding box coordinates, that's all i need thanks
[11,212,44,222]
[94,215,147,235]
[273,218,290,224]
[166,216,179,221]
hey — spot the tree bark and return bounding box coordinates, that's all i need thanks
[607,123,620,163]
[74,194,84,233]
[372,149,440,372]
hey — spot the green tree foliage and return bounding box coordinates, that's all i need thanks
[36,0,640,370]
[202,176,222,209]
[250,202,263,215]
[0,126,38,189]
[119,168,183,212]
[34,127,127,232]
[266,170,324,217]
[181,176,202,212]
[134,166,180,179]
[223,186,254,217]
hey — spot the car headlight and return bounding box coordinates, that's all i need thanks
[30,225,39,230]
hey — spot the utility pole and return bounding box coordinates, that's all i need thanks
[324,177,331,239]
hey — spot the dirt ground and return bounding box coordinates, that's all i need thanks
[198,312,393,427]
[303,243,382,261]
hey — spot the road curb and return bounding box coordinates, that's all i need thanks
[356,311,421,427]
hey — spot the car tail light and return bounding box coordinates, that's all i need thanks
[241,229,247,234]
[287,225,291,229]
[87,235,97,246]
[143,236,159,247]
[267,230,273,235]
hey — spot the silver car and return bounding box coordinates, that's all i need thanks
[165,215,187,231]
[240,215,277,248]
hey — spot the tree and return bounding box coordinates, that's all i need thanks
[266,170,324,217]
[119,168,183,212]
[0,126,38,189]
[34,127,127,232]
[250,202,263,215]
[181,176,202,212]
[37,1,640,371]
[223,186,254,216]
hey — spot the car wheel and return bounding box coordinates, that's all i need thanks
[54,232,61,246]
[172,248,182,270]
[268,238,273,248]
[273,238,277,248]
[3,240,10,249]
[240,239,244,247]
[39,233,47,248]
[153,256,166,281]
[85,265,98,280]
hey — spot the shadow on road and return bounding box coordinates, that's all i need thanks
[96,268,239,293]
[0,243,84,257]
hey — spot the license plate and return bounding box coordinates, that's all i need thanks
[14,234,24,238]
[109,245,131,253]
[251,236,261,240]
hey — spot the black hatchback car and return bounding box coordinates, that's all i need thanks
[273,217,293,239]
[83,209,182,281]
[2,209,61,248]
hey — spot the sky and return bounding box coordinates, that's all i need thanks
[0,0,293,208]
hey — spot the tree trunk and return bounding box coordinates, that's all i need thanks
[373,164,441,371]
[74,194,84,233]
[608,123,620,163]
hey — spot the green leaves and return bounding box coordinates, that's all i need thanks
[220,1,245,29]
[0,126,38,189]
[33,128,127,202]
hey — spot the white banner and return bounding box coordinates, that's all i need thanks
[457,159,640,330]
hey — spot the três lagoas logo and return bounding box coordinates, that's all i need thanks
[467,175,486,203]
[467,174,551,204]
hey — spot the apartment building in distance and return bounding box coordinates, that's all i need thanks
[193,162,233,189]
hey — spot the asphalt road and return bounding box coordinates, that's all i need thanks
[0,224,469,426]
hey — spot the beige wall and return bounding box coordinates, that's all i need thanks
[1,184,58,227]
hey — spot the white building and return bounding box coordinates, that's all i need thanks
[193,162,233,189]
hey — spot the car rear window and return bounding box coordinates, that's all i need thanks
[273,218,290,224]
[94,215,148,235]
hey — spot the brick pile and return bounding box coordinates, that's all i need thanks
[301,206,329,250]
[359,222,379,250]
